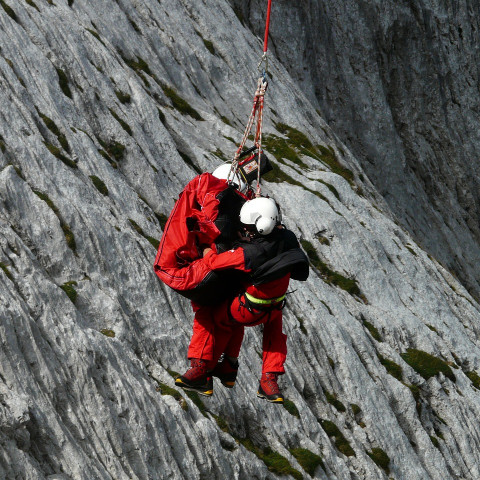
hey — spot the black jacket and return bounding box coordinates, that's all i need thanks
[234,228,309,285]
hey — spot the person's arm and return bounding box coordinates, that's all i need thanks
[184,174,226,244]
[202,247,250,272]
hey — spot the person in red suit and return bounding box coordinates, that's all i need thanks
[154,156,277,391]
[175,197,309,403]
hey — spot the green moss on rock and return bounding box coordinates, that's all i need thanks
[184,390,208,417]
[26,0,40,12]
[56,68,72,98]
[60,281,77,304]
[178,151,201,174]
[89,175,108,196]
[318,179,340,200]
[62,224,76,252]
[236,438,302,480]
[0,0,18,22]
[99,139,126,161]
[301,239,361,297]
[262,448,302,480]
[162,84,203,120]
[212,148,228,162]
[203,39,215,55]
[362,318,382,342]
[115,89,131,104]
[320,420,355,457]
[275,122,314,150]
[263,133,309,170]
[109,109,132,135]
[123,55,152,75]
[366,447,390,473]
[38,109,71,153]
[465,371,480,390]
[44,142,76,168]
[220,115,231,126]
[0,262,13,281]
[212,414,230,433]
[100,328,115,338]
[351,403,361,415]
[289,447,325,476]
[33,190,77,253]
[316,144,354,184]
[120,53,152,86]
[263,122,355,185]
[129,219,159,249]
[98,149,118,168]
[155,212,168,230]
[283,398,300,418]
[324,389,346,412]
[86,28,104,44]
[401,349,455,381]
[262,160,301,185]
[33,190,58,214]
[430,435,440,449]
[378,354,403,381]
[156,382,182,401]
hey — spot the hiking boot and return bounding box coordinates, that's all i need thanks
[175,359,213,396]
[257,372,284,403]
[211,357,239,388]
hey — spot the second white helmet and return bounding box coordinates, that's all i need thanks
[212,163,247,193]
[239,197,279,235]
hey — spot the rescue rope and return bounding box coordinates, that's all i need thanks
[263,0,273,53]
[229,0,273,198]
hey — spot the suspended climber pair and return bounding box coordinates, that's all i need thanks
[153,0,309,403]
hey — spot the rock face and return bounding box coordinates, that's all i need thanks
[233,0,480,299]
[1,1,480,479]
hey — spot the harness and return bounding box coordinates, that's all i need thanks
[227,291,286,327]
[241,291,286,313]
[245,292,286,307]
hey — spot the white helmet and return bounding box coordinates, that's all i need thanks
[239,197,279,235]
[212,163,247,193]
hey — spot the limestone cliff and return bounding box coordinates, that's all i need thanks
[1,1,480,479]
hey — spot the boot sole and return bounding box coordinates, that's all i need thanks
[175,378,213,397]
[257,391,284,404]
[221,381,235,388]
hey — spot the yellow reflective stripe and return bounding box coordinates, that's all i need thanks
[244,292,285,305]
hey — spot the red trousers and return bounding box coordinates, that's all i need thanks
[187,295,287,374]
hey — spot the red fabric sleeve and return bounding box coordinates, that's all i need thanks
[184,174,225,244]
[202,248,250,272]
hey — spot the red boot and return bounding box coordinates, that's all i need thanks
[257,372,284,403]
[175,359,213,396]
[211,357,239,388]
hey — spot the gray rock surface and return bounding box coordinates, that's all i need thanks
[233,0,480,299]
[0,1,480,479]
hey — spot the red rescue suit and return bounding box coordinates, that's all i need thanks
[153,172,249,304]
[187,247,289,373]
[187,229,309,374]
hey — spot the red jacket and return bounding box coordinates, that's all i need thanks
[154,173,248,293]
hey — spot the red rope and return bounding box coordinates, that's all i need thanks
[263,0,273,53]
[230,1,272,196]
